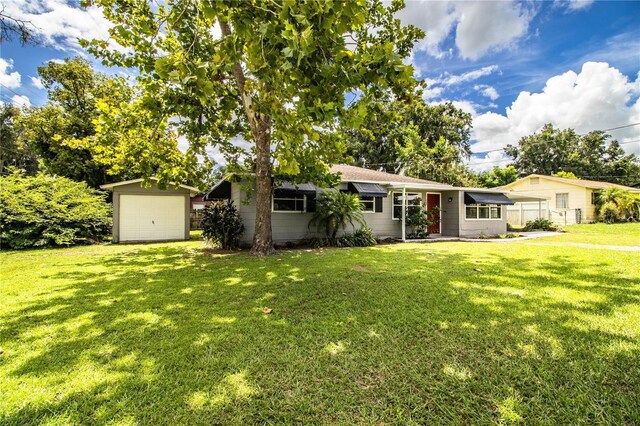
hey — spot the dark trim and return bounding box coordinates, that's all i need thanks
[464,191,515,205]
[348,182,388,197]
[204,181,231,201]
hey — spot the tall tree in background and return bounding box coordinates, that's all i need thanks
[17,58,133,187]
[344,98,474,185]
[17,57,194,188]
[0,105,38,175]
[83,0,423,255]
[477,165,518,188]
[506,123,640,186]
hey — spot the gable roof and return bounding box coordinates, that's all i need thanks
[100,178,200,195]
[330,164,452,187]
[501,174,640,192]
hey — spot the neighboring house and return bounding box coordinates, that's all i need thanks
[190,193,212,211]
[190,193,212,229]
[205,164,542,246]
[500,174,640,225]
[101,178,200,243]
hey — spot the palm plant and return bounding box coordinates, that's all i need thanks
[594,187,631,222]
[308,190,365,238]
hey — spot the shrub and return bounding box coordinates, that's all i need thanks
[0,172,111,249]
[523,218,557,231]
[308,190,365,238]
[201,200,245,249]
[339,227,377,247]
[599,201,620,224]
[302,227,377,248]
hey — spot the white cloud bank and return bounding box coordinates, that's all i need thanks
[0,58,22,89]
[5,0,113,51]
[11,95,31,109]
[470,62,640,170]
[394,0,536,60]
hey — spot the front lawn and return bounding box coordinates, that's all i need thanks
[541,222,640,246]
[1,235,639,424]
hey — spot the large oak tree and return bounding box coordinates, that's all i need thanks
[83,0,423,255]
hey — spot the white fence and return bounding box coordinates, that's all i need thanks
[507,202,585,226]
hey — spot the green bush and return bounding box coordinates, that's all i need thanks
[201,200,245,249]
[524,218,558,231]
[308,190,365,238]
[599,201,620,224]
[0,172,112,249]
[303,227,377,248]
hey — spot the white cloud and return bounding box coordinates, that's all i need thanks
[394,1,536,61]
[440,65,500,86]
[30,76,45,90]
[5,0,114,51]
[560,0,595,11]
[471,62,640,157]
[467,150,511,172]
[423,66,500,102]
[474,84,500,101]
[11,95,31,109]
[0,58,22,89]
[422,86,444,100]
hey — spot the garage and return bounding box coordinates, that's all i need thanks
[101,178,199,243]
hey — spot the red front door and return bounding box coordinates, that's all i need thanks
[426,193,441,234]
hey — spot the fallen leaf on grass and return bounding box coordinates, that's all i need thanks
[263,307,273,314]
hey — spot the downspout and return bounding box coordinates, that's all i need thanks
[401,186,406,242]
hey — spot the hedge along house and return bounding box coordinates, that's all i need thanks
[101,178,200,243]
[205,164,542,246]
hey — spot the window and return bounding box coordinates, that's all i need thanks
[392,192,422,219]
[360,196,375,212]
[591,191,599,205]
[273,194,305,212]
[556,193,569,209]
[465,204,501,219]
[530,177,539,184]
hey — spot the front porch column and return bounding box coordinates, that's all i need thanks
[401,186,406,242]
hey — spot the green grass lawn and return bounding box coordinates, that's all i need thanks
[1,231,639,424]
[540,222,640,246]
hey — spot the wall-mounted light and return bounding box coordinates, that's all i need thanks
[448,197,453,202]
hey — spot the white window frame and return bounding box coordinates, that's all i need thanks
[556,193,569,209]
[465,204,503,220]
[360,195,375,213]
[272,193,306,213]
[392,191,422,220]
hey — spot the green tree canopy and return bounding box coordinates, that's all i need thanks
[506,123,640,186]
[17,57,200,188]
[83,0,423,255]
[477,165,518,188]
[0,105,38,175]
[344,97,474,184]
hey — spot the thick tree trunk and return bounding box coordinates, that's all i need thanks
[219,20,274,256]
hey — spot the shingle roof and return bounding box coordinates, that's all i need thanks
[329,164,451,186]
[504,174,640,192]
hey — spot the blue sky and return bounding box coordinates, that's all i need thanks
[1,0,639,170]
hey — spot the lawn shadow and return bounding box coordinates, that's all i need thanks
[1,243,639,424]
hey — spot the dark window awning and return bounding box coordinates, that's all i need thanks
[348,182,388,197]
[464,191,515,205]
[204,181,231,201]
[274,181,317,197]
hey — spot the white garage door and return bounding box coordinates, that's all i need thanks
[119,195,185,242]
